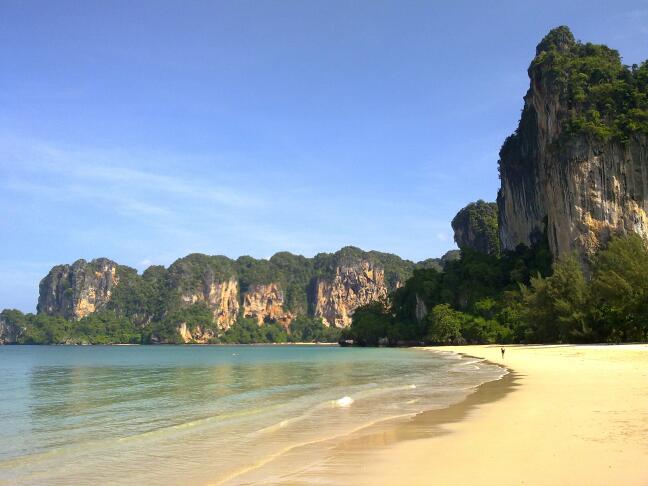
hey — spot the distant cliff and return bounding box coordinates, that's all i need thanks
[451,200,500,255]
[498,26,648,259]
[0,310,25,344]
[35,247,448,342]
[37,258,120,319]
[313,260,388,328]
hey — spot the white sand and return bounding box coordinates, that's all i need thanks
[359,344,648,485]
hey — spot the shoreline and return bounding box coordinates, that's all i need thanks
[354,344,648,486]
[224,348,510,485]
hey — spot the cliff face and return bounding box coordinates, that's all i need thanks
[36,247,421,335]
[314,261,388,328]
[177,322,216,344]
[0,312,23,344]
[451,200,500,255]
[180,278,240,330]
[498,27,648,259]
[242,283,293,327]
[37,258,120,320]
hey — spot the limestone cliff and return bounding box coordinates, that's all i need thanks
[179,278,240,331]
[36,247,425,336]
[177,322,216,344]
[498,26,648,259]
[37,258,120,320]
[165,254,240,331]
[313,261,389,328]
[0,311,24,344]
[451,200,500,255]
[414,294,428,323]
[242,283,293,327]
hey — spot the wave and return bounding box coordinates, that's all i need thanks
[254,383,422,438]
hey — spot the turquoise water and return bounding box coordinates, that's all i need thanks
[0,345,504,485]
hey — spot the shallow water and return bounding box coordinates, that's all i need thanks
[0,345,505,485]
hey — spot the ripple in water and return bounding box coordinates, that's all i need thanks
[0,345,505,485]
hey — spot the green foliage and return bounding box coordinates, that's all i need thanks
[392,268,444,325]
[519,236,648,343]
[109,265,168,322]
[163,247,417,319]
[18,314,72,344]
[588,235,648,342]
[451,200,500,255]
[494,291,528,342]
[531,26,648,143]
[288,316,339,343]
[10,233,648,346]
[367,250,418,290]
[441,249,505,308]
[521,254,589,342]
[151,303,215,344]
[1,308,27,328]
[11,310,141,345]
[381,239,551,346]
[73,311,142,344]
[350,232,648,347]
[269,252,315,313]
[167,254,238,295]
[237,256,279,291]
[425,304,464,344]
[219,318,288,344]
[13,243,417,345]
[55,246,419,344]
[349,228,596,346]
[346,301,393,345]
[423,304,512,345]
[312,246,418,292]
[461,315,513,344]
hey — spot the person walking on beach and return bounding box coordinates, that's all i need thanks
[501,347,505,359]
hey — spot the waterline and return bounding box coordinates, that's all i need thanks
[0,345,505,485]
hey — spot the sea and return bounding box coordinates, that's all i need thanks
[0,345,506,485]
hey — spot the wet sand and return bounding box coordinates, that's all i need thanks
[217,350,509,485]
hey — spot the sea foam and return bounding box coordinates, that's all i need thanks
[333,396,354,407]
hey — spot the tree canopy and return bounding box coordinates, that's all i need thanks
[346,234,648,346]
[531,26,648,143]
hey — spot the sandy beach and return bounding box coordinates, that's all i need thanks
[357,344,648,486]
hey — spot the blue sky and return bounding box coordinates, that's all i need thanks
[1,1,647,312]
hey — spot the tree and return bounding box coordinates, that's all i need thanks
[521,254,589,342]
[219,317,289,344]
[348,301,392,345]
[289,316,338,342]
[426,304,464,344]
[589,235,648,341]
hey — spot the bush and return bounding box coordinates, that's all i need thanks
[289,316,339,342]
[425,304,464,344]
[220,318,288,344]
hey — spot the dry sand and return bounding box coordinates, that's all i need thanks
[358,344,648,486]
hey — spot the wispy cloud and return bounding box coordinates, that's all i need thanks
[4,177,175,217]
[1,137,261,210]
[0,136,366,261]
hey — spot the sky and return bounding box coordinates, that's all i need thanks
[1,0,648,312]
